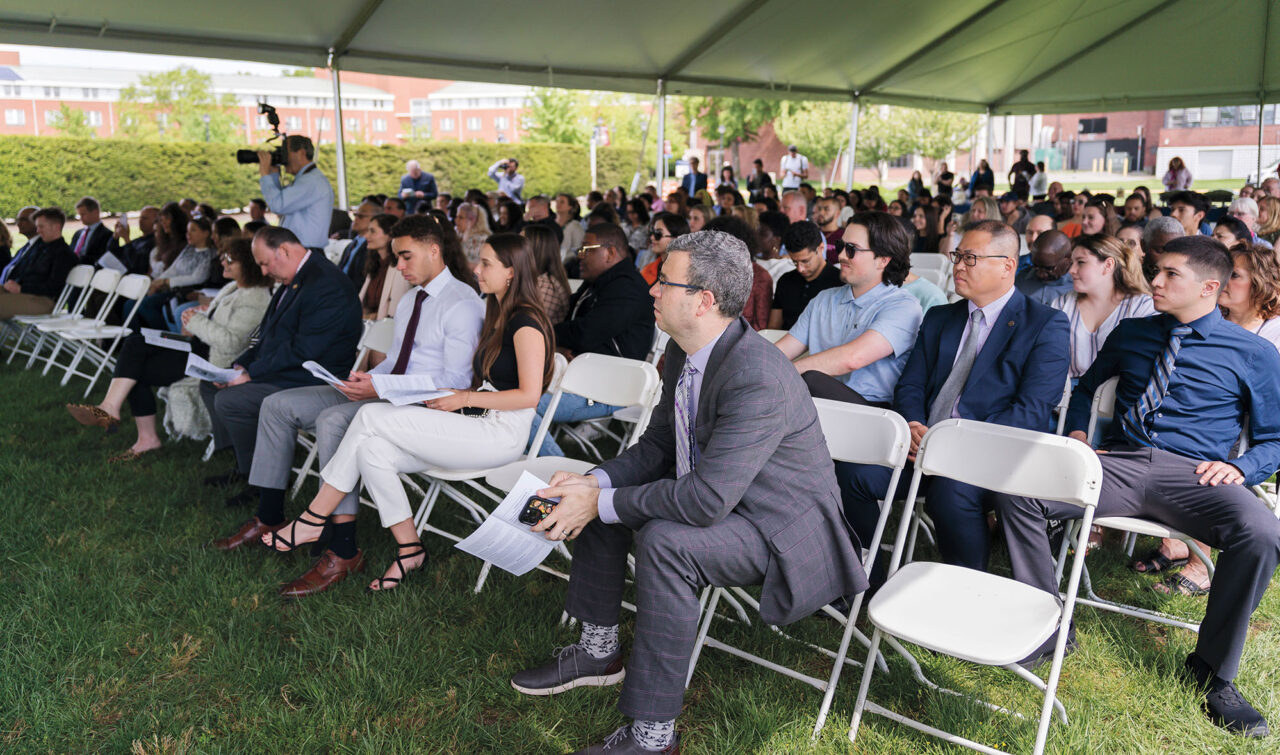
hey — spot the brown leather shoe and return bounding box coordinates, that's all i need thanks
[278,549,366,598]
[212,517,284,552]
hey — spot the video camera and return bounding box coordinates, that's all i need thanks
[235,103,286,165]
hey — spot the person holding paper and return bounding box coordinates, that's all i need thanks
[199,226,362,509]
[258,233,553,596]
[65,238,271,460]
[219,216,481,589]
[506,230,868,755]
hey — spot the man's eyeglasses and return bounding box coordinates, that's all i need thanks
[576,244,605,259]
[656,276,702,293]
[948,250,1010,267]
[833,240,873,258]
[1030,262,1060,274]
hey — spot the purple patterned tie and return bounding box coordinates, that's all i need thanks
[675,362,698,477]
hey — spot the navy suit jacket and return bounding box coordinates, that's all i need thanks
[236,252,363,388]
[681,171,707,196]
[893,289,1069,432]
[13,238,77,299]
[72,224,113,267]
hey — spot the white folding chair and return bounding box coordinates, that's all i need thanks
[684,399,910,737]
[31,268,125,375]
[566,278,584,294]
[1062,376,1214,632]
[55,274,152,396]
[1053,375,1072,435]
[4,263,94,360]
[850,419,1103,755]
[757,328,789,343]
[911,253,953,290]
[290,317,396,498]
[556,346,662,461]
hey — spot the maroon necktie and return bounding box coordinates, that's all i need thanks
[390,289,428,375]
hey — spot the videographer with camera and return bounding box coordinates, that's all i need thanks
[255,134,334,252]
[487,158,526,205]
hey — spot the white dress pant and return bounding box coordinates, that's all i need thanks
[320,401,534,528]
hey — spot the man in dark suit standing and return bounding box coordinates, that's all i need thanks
[839,219,1069,573]
[680,157,708,197]
[70,197,113,267]
[508,230,867,754]
[201,226,362,527]
[0,206,77,319]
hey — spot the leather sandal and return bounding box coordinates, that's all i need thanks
[1130,549,1188,574]
[108,448,153,463]
[1153,573,1211,596]
[66,403,120,431]
[367,542,428,593]
[262,507,328,553]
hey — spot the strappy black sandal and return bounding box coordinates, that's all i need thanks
[1153,573,1211,596]
[262,506,328,553]
[1130,548,1189,574]
[367,542,428,593]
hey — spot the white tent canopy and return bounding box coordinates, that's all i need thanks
[1,0,1277,114]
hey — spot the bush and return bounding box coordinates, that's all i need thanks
[0,135,647,215]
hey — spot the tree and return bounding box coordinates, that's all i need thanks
[523,87,588,145]
[48,103,97,139]
[897,108,981,163]
[681,97,781,174]
[773,101,849,170]
[116,67,241,143]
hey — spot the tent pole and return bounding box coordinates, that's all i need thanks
[1259,98,1266,184]
[984,106,994,165]
[655,79,666,194]
[329,50,349,211]
[845,97,860,191]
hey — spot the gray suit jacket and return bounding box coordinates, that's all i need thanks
[598,317,868,625]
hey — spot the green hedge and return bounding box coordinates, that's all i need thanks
[0,135,645,214]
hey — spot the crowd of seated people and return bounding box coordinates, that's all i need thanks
[11,158,1280,750]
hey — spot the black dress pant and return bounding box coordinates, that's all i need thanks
[801,370,890,408]
[111,333,203,417]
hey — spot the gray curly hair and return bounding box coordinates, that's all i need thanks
[667,230,752,318]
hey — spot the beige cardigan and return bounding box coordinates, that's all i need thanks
[359,266,412,320]
[184,282,273,367]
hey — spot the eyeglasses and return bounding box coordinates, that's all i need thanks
[1031,262,1060,274]
[576,244,605,259]
[656,276,703,293]
[948,250,1010,267]
[220,254,235,263]
[833,240,873,258]
[353,212,376,219]
[650,230,670,240]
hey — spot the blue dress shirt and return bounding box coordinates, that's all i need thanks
[259,162,335,250]
[487,161,525,204]
[788,282,923,403]
[1066,309,1280,486]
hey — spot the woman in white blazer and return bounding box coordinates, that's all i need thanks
[65,237,272,459]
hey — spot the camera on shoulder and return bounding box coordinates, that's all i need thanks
[236,103,286,165]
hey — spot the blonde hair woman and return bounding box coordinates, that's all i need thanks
[455,201,492,264]
[1050,233,1154,378]
[1256,195,1280,244]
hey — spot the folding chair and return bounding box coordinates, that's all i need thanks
[683,399,910,737]
[55,274,152,397]
[566,278,584,294]
[757,328,789,344]
[554,346,663,462]
[850,418,1103,755]
[30,268,125,376]
[910,253,953,290]
[1062,376,1214,633]
[289,317,397,497]
[4,263,94,360]
[1053,375,1072,435]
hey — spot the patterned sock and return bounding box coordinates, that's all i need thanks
[578,622,619,659]
[630,719,675,751]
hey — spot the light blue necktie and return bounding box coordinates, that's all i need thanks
[1121,324,1192,445]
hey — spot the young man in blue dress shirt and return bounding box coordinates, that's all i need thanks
[998,235,1280,738]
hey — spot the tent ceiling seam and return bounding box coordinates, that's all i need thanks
[660,0,774,81]
[860,0,1013,94]
[331,0,386,58]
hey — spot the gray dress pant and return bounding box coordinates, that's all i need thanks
[565,513,770,721]
[247,385,373,516]
[997,446,1280,681]
[199,380,287,475]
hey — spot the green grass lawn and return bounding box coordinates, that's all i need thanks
[3,361,1279,753]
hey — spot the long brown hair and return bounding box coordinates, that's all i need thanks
[1230,244,1280,320]
[473,233,554,392]
[155,201,188,267]
[362,213,398,279]
[520,224,571,297]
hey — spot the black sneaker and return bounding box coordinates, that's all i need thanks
[1184,654,1270,737]
[203,470,245,488]
[510,644,624,696]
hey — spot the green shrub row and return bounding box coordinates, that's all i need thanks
[0,136,646,215]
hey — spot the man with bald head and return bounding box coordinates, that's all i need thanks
[1015,228,1074,305]
[110,205,159,274]
[839,219,1068,574]
[398,159,437,214]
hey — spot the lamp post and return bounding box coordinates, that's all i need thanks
[202,114,210,143]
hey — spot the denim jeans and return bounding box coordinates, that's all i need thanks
[527,392,622,457]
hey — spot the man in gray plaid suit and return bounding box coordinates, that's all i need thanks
[510,230,868,754]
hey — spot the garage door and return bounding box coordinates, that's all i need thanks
[1198,150,1233,180]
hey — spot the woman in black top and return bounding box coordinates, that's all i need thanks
[266,233,554,593]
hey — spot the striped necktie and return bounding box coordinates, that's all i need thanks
[1121,324,1192,446]
[675,362,698,477]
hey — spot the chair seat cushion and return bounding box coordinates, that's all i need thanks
[484,456,596,492]
[867,561,1064,666]
[1093,515,1188,539]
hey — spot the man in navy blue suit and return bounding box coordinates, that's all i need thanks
[680,157,708,197]
[838,219,1069,572]
[201,226,363,522]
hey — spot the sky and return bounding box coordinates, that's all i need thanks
[3,44,299,75]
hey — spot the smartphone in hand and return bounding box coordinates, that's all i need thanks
[517,495,559,525]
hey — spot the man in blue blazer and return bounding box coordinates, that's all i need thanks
[201,226,362,520]
[680,156,708,197]
[839,219,1069,572]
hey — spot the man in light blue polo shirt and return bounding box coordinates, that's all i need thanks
[258,135,334,251]
[775,211,923,406]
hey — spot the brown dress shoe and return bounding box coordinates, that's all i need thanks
[278,549,366,598]
[213,517,284,552]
